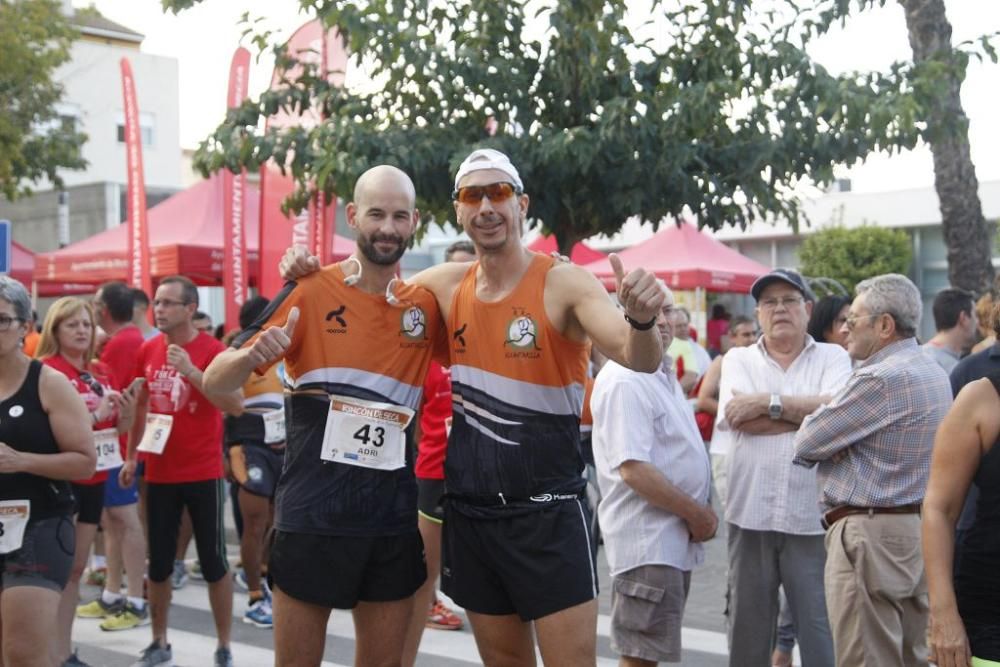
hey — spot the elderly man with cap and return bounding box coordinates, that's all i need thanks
[794,274,951,665]
[281,148,667,666]
[715,268,851,667]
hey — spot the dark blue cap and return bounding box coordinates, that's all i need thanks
[750,268,815,302]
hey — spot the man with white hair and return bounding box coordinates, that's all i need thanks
[280,148,668,665]
[794,273,953,665]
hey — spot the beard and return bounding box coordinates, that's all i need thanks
[357,231,408,266]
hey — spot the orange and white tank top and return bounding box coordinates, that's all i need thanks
[446,252,589,508]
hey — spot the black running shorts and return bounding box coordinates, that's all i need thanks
[71,482,105,526]
[416,478,446,524]
[269,529,426,609]
[440,498,599,621]
[146,479,229,584]
[229,445,283,499]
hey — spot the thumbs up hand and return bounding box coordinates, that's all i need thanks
[248,307,299,366]
[609,253,665,326]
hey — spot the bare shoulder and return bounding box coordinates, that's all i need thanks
[412,261,471,293]
[545,262,608,301]
[38,364,80,408]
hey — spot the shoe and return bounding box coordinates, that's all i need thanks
[63,649,91,667]
[131,641,172,667]
[189,560,204,580]
[100,601,150,631]
[426,599,463,631]
[214,646,234,667]
[77,596,123,619]
[170,561,188,590]
[233,567,248,591]
[84,567,107,587]
[243,596,273,628]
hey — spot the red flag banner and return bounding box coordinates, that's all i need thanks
[120,58,151,300]
[258,20,350,296]
[223,47,251,331]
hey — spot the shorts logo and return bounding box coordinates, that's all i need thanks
[247,466,263,482]
[505,315,540,350]
[400,306,427,340]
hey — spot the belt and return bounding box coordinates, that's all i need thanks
[822,504,921,530]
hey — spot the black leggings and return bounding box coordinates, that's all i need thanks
[146,480,229,583]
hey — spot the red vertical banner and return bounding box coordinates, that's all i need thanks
[120,58,151,300]
[258,20,349,296]
[223,47,251,331]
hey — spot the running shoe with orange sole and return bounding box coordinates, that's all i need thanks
[426,599,463,631]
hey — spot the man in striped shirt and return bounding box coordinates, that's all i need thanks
[794,273,952,665]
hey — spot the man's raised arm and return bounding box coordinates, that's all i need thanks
[203,307,299,394]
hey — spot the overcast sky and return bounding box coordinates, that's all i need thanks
[75,0,1000,194]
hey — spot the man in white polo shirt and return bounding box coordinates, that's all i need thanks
[716,269,851,667]
[592,290,717,665]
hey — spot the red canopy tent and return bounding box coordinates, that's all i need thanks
[10,241,94,297]
[526,235,605,265]
[34,174,354,288]
[584,222,770,293]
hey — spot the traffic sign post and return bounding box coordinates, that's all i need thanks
[0,220,10,275]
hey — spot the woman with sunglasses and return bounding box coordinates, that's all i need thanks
[35,296,138,667]
[0,277,96,667]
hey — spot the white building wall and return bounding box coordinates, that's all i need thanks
[55,40,181,190]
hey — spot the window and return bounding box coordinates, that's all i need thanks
[116,111,155,147]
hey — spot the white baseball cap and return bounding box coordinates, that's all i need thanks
[453,149,523,191]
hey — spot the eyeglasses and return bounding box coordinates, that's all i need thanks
[0,314,25,332]
[452,182,521,205]
[153,298,188,308]
[79,371,105,397]
[843,313,879,331]
[758,296,804,311]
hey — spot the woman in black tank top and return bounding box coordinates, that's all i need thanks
[924,370,1000,665]
[0,277,96,666]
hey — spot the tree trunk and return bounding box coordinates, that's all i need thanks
[900,0,995,294]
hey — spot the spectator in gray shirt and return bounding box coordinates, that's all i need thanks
[923,287,977,373]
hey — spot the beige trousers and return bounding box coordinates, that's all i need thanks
[824,512,928,667]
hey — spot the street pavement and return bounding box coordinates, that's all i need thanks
[69,501,759,666]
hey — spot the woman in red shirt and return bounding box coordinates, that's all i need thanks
[36,297,139,667]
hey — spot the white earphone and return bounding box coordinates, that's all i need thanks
[342,257,363,286]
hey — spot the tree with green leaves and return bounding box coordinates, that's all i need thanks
[163,0,992,280]
[897,0,994,294]
[798,225,913,295]
[0,0,86,200]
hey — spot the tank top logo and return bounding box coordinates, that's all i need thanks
[505,314,542,358]
[7,405,23,418]
[399,306,427,342]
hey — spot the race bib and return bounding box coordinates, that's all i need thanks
[320,395,414,471]
[137,414,174,455]
[94,428,123,472]
[0,500,30,555]
[262,409,286,444]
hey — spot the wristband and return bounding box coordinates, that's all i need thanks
[624,313,657,331]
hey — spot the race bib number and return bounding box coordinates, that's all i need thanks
[137,414,174,455]
[94,428,123,472]
[262,409,286,444]
[0,500,30,555]
[320,395,415,471]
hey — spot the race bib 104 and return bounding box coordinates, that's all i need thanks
[94,428,123,472]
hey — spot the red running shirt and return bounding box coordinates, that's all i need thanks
[415,361,451,480]
[43,354,116,485]
[101,325,145,390]
[134,333,226,484]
